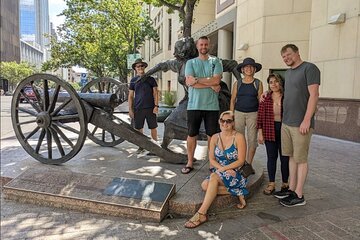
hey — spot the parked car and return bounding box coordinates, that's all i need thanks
[20,85,37,103]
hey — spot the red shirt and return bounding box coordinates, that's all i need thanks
[257,92,283,141]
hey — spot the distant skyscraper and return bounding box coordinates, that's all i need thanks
[20,0,50,49]
[20,0,36,42]
[19,0,50,66]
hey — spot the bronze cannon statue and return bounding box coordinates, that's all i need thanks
[138,37,242,148]
[11,73,187,164]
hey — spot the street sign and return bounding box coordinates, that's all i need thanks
[127,53,141,69]
[80,73,87,87]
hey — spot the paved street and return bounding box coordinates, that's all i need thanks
[1,95,360,239]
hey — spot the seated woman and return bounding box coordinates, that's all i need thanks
[184,110,248,229]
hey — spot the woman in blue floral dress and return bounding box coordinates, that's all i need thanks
[185,111,248,228]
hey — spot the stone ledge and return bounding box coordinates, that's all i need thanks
[3,167,175,222]
[169,161,264,216]
[1,176,13,188]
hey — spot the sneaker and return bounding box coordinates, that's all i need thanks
[280,193,306,207]
[273,189,294,199]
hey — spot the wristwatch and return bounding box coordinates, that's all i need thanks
[154,105,159,107]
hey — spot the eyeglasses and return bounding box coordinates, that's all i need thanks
[135,65,145,68]
[219,119,234,124]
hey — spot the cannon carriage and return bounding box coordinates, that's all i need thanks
[11,73,187,164]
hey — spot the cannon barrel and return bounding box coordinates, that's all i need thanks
[79,93,120,109]
[56,92,120,109]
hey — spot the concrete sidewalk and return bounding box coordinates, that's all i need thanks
[1,116,360,239]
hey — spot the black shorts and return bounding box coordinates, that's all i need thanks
[187,110,219,137]
[134,108,158,130]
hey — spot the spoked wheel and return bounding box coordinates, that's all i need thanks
[81,77,128,104]
[11,73,87,164]
[81,77,127,147]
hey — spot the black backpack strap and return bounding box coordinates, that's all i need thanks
[237,78,243,91]
[253,78,260,91]
[238,78,260,91]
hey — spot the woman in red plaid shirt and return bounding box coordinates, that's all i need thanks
[257,73,289,195]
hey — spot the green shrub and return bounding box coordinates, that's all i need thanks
[163,91,176,106]
[70,82,82,91]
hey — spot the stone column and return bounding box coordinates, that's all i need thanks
[217,29,233,89]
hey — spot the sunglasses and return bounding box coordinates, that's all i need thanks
[219,119,234,124]
[135,65,146,68]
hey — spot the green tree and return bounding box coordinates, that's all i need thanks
[0,61,35,90]
[143,0,199,37]
[42,0,158,81]
[70,81,81,91]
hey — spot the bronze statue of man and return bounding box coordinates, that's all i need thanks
[138,37,242,148]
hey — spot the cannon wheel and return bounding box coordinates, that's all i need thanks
[11,73,87,164]
[81,77,128,147]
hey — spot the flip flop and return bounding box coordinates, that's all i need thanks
[181,166,194,174]
[236,196,247,209]
[236,203,247,209]
[184,212,208,228]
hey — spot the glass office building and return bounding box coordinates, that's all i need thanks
[19,0,49,48]
[20,0,36,42]
[19,0,50,65]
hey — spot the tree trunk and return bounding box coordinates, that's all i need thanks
[118,66,127,83]
[183,1,196,37]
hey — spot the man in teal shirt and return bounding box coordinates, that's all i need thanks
[181,36,223,174]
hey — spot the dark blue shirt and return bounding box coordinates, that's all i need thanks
[129,76,157,110]
[235,81,259,113]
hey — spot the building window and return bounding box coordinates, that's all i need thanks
[153,24,162,54]
[151,10,164,55]
[168,19,172,50]
[167,80,171,92]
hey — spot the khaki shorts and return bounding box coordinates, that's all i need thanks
[281,124,313,163]
[234,111,258,149]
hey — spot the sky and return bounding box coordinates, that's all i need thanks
[48,0,66,29]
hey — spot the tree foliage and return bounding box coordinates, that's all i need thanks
[0,61,36,89]
[42,0,158,81]
[143,0,199,37]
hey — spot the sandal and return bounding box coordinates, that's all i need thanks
[236,196,247,209]
[181,166,194,174]
[281,183,289,191]
[263,182,276,195]
[184,212,208,228]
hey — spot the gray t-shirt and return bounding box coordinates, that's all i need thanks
[283,61,321,128]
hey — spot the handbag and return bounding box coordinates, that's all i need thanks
[238,161,253,178]
[219,133,253,178]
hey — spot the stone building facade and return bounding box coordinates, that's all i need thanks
[0,0,20,63]
[141,0,360,142]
